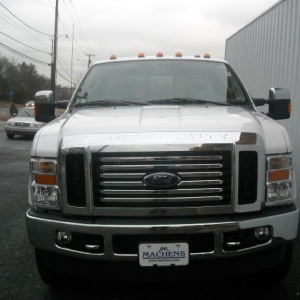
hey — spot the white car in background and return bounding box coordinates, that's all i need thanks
[5,107,45,139]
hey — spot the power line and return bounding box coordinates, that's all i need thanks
[57,57,71,77]
[59,17,87,57]
[63,0,93,55]
[0,2,53,36]
[69,0,95,56]
[0,42,50,66]
[32,0,53,8]
[57,69,77,85]
[46,0,85,59]
[0,30,51,55]
[0,12,51,48]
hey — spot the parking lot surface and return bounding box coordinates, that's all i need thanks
[0,122,299,300]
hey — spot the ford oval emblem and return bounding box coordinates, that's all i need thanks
[143,173,181,188]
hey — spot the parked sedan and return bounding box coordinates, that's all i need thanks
[5,107,45,139]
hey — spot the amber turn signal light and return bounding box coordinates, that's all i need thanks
[35,174,57,185]
[268,170,289,182]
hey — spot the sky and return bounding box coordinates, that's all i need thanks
[0,0,280,88]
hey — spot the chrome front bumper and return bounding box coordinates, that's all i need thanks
[5,126,39,135]
[26,205,299,261]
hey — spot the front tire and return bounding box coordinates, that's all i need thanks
[6,133,15,139]
[272,243,293,280]
[259,243,293,281]
[35,249,72,288]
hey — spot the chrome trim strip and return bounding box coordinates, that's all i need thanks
[101,172,224,179]
[101,173,146,179]
[178,172,223,178]
[100,156,223,162]
[102,163,223,170]
[101,180,223,187]
[103,188,224,195]
[101,196,223,203]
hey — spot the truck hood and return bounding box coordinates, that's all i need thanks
[32,105,291,157]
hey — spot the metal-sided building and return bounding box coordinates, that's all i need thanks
[225,0,300,206]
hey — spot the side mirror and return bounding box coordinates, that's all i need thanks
[12,113,17,117]
[252,88,291,120]
[56,100,70,109]
[267,88,291,120]
[35,91,56,123]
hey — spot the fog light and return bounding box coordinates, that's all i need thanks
[56,231,72,245]
[255,227,271,242]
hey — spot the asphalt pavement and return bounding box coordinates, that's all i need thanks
[0,123,299,300]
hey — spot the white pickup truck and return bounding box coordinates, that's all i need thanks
[26,53,299,286]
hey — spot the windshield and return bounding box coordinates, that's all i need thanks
[17,108,34,117]
[73,60,249,107]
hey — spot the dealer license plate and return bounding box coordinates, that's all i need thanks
[139,242,189,267]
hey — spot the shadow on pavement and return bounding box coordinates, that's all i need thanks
[46,278,287,300]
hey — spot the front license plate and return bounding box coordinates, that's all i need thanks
[139,243,189,267]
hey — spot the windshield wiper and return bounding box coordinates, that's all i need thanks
[147,98,231,106]
[73,99,147,108]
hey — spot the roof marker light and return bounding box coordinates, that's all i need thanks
[110,54,117,60]
[138,53,145,58]
[175,52,182,57]
[204,53,211,59]
[195,55,201,58]
[156,52,164,57]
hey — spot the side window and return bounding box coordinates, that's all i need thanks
[49,94,54,103]
[227,70,246,102]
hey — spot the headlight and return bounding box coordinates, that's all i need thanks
[6,122,13,126]
[30,159,59,210]
[266,155,293,206]
[31,123,44,128]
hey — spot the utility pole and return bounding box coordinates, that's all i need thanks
[51,0,59,101]
[85,53,95,68]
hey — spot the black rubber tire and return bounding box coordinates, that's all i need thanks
[35,248,72,288]
[6,133,15,139]
[259,243,293,282]
[273,243,293,280]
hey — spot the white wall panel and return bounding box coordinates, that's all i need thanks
[225,0,300,206]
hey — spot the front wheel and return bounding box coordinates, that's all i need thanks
[6,133,15,139]
[273,243,293,280]
[260,243,293,281]
[35,249,72,288]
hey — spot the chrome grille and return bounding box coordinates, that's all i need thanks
[92,151,232,208]
[14,122,30,127]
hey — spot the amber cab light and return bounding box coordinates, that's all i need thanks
[175,52,182,57]
[204,53,211,58]
[156,52,164,57]
[138,53,145,58]
[110,54,117,60]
